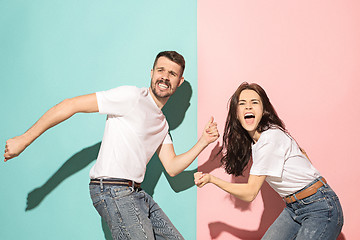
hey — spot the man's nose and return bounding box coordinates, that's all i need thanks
[161,72,170,80]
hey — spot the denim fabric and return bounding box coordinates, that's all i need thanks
[89,184,184,240]
[262,178,343,240]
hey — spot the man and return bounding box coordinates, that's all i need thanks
[4,51,219,239]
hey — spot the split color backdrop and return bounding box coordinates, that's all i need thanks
[1,1,360,240]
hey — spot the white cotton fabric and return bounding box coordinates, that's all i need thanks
[250,128,320,197]
[89,86,172,183]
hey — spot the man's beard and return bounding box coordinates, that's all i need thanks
[151,79,174,98]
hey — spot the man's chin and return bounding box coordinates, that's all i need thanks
[151,88,173,99]
[154,92,171,99]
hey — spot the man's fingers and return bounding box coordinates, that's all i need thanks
[205,116,215,129]
[4,154,10,162]
[208,116,214,124]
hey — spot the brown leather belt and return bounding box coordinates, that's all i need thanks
[284,177,327,204]
[90,179,141,189]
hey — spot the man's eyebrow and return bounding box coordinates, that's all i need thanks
[169,70,178,76]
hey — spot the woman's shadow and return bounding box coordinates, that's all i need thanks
[25,81,197,239]
[198,144,283,239]
[198,144,346,240]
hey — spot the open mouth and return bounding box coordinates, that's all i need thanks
[244,113,255,125]
[244,113,255,119]
[157,80,170,89]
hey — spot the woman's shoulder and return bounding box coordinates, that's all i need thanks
[260,127,291,143]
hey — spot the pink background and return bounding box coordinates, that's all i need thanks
[197,1,360,239]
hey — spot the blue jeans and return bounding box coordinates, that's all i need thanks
[89,183,184,240]
[262,178,343,240]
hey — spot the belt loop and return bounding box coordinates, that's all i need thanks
[293,193,299,202]
[100,178,103,192]
[130,180,135,191]
[319,177,326,186]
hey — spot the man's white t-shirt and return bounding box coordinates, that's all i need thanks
[250,128,320,197]
[89,86,172,183]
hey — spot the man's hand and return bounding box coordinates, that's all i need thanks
[200,116,219,146]
[4,135,29,162]
[194,171,211,187]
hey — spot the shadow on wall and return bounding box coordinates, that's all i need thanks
[24,81,195,240]
[198,144,346,240]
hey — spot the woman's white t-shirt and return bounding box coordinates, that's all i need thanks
[250,128,320,197]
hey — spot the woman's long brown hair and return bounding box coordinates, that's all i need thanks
[220,82,286,176]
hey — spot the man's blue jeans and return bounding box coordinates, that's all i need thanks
[262,178,343,240]
[89,183,184,240]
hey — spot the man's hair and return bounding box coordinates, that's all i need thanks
[153,51,185,77]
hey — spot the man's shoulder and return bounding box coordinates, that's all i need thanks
[117,86,149,96]
[97,85,146,103]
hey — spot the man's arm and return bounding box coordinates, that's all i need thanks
[4,93,98,161]
[156,117,219,177]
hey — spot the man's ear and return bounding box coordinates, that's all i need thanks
[178,77,185,87]
[150,69,154,78]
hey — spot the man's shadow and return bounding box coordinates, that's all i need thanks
[198,145,346,240]
[25,81,196,240]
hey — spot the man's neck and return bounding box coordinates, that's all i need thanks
[149,87,169,109]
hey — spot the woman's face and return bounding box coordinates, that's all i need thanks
[237,89,264,138]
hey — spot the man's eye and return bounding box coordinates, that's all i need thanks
[239,102,245,105]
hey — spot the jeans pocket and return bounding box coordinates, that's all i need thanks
[89,186,106,209]
[111,186,133,199]
[333,195,344,227]
[300,191,325,205]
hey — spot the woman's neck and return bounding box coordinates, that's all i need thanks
[249,130,261,143]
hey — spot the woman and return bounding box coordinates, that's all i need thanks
[194,82,343,239]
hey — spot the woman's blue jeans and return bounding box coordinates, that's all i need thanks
[262,178,343,240]
[89,183,184,240]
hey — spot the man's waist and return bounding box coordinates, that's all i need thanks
[90,178,141,189]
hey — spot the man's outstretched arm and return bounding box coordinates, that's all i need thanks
[4,93,98,162]
[157,117,219,177]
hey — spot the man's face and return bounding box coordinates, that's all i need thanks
[150,56,184,99]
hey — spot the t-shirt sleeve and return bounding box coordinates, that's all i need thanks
[250,132,290,178]
[96,86,139,115]
[162,132,173,145]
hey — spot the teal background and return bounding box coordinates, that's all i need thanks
[0,1,197,239]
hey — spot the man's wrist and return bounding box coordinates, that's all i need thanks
[198,136,209,148]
